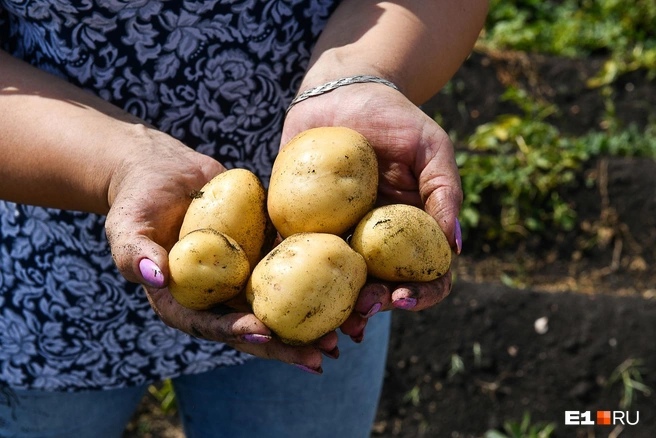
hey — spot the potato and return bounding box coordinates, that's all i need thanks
[179,168,268,268]
[168,228,250,310]
[267,127,378,238]
[246,233,367,345]
[350,204,451,282]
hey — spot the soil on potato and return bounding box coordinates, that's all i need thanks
[124,53,656,437]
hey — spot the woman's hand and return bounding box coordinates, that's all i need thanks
[283,82,462,342]
[105,127,335,374]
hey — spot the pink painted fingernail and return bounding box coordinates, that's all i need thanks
[361,302,382,319]
[293,364,323,375]
[393,297,417,310]
[139,258,165,288]
[242,334,272,344]
[455,218,463,255]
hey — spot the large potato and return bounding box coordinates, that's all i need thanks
[350,204,451,282]
[267,127,378,237]
[246,233,367,345]
[179,168,269,268]
[168,228,250,310]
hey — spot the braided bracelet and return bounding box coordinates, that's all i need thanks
[286,75,400,114]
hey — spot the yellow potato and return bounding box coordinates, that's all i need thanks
[168,228,250,310]
[267,127,378,237]
[246,233,367,345]
[179,168,269,268]
[350,204,451,282]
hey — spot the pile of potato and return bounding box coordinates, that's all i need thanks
[167,127,451,345]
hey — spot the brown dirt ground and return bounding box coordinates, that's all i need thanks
[124,52,656,437]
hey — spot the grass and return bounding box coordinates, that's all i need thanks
[484,412,556,438]
[147,379,178,415]
[608,358,652,410]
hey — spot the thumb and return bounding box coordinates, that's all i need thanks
[103,147,226,288]
[105,203,177,289]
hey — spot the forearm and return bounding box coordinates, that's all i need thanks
[0,50,150,214]
[301,0,488,105]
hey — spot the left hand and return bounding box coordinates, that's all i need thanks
[282,82,462,343]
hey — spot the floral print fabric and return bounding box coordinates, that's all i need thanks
[0,0,337,391]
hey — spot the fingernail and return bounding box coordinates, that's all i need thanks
[350,326,366,344]
[455,218,463,255]
[293,364,323,375]
[242,334,272,344]
[360,302,382,319]
[393,297,417,310]
[321,346,340,360]
[139,258,165,288]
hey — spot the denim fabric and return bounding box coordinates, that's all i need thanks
[0,312,391,438]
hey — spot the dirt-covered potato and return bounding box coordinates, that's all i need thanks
[179,168,268,268]
[350,204,451,282]
[246,233,368,345]
[267,127,378,238]
[168,228,250,310]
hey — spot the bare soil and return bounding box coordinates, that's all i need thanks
[124,52,656,437]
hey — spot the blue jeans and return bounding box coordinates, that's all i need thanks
[0,312,390,438]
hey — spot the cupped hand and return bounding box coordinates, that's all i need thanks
[283,83,463,341]
[105,126,334,373]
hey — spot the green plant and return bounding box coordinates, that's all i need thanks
[481,0,656,85]
[402,385,422,407]
[484,0,656,55]
[608,358,652,410]
[587,44,656,88]
[148,379,178,414]
[447,353,465,379]
[579,123,656,158]
[473,342,483,368]
[484,412,556,438]
[457,112,584,244]
[453,81,656,246]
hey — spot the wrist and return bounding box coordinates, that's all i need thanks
[298,48,405,96]
[287,75,400,114]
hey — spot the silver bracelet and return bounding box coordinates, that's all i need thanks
[286,75,400,114]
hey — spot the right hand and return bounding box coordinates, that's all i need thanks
[105,126,334,374]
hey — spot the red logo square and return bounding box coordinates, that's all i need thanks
[597,411,612,425]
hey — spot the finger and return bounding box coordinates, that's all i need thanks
[105,196,185,287]
[353,282,392,317]
[340,313,367,343]
[145,286,272,342]
[314,331,340,359]
[114,234,171,288]
[389,271,453,312]
[237,339,325,375]
[341,281,395,342]
[223,291,252,312]
[146,286,326,373]
[416,126,463,252]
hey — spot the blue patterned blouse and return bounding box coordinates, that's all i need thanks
[0,0,338,391]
